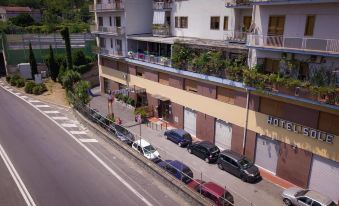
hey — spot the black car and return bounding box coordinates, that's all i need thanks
[187,141,220,163]
[164,129,192,147]
[217,150,261,183]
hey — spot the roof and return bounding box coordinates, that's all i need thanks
[171,129,189,136]
[197,141,218,149]
[170,160,189,171]
[220,149,244,161]
[134,139,150,148]
[305,190,334,205]
[202,182,226,198]
[1,6,32,12]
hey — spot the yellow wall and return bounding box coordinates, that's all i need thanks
[100,66,339,162]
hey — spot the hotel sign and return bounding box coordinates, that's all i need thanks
[267,116,335,144]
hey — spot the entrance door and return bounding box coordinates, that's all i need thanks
[255,135,280,174]
[243,16,252,32]
[267,16,285,47]
[215,120,232,150]
[184,107,197,137]
[308,155,339,201]
[158,100,170,120]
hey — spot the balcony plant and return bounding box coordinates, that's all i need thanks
[160,56,169,66]
[128,51,134,58]
[149,54,155,63]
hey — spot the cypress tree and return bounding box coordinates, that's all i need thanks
[61,27,73,70]
[48,45,58,81]
[29,42,38,80]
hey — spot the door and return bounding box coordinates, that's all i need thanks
[184,107,197,137]
[267,16,285,47]
[215,120,232,150]
[243,16,252,32]
[255,135,280,174]
[308,155,339,201]
[98,16,103,27]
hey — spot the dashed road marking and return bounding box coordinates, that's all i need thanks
[35,105,50,108]
[70,131,87,135]
[79,138,98,143]
[61,123,78,128]
[44,111,60,114]
[52,116,68,120]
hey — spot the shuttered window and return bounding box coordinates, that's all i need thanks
[268,16,285,35]
[243,16,252,32]
[210,16,220,30]
[185,79,198,93]
[304,15,315,36]
[159,73,169,86]
[264,58,280,73]
[175,16,188,28]
[217,87,235,104]
[223,16,229,31]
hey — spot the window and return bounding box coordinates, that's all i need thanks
[115,16,121,27]
[175,16,188,28]
[264,58,280,73]
[229,159,239,168]
[268,16,285,35]
[210,16,220,30]
[243,16,252,32]
[110,39,113,48]
[98,17,103,26]
[297,197,312,205]
[304,15,315,36]
[184,79,198,93]
[223,16,229,30]
[109,16,112,26]
[99,38,105,48]
[312,201,321,206]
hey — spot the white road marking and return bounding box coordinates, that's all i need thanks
[14,93,21,95]
[4,86,9,89]
[0,144,36,206]
[0,84,154,206]
[20,96,28,99]
[44,111,60,114]
[52,117,68,120]
[35,105,50,108]
[79,138,98,143]
[61,123,78,128]
[70,131,87,135]
[8,89,13,92]
[28,100,41,103]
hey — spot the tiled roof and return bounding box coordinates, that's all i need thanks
[1,6,32,12]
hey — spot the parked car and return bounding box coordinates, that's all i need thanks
[111,124,134,146]
[282,188,337,206]
[187,179,205,191]
[157,160,193,184]
[132,139,160,161]
[217,150,261,183]
[164,129,192,147]
[187,141,220,163]
[197,182,234,206]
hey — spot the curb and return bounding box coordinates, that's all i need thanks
[72,108,212,206]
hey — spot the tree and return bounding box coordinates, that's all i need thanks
[10,13,35,27]
[29,43,38,80]
[72,50,88,66]
[48,45,58,81]
[74,80,91,105]
[61,70,81,91]
[60,27,73,70]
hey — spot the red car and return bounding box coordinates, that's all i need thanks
[187,179,205,191]
[197,182,234,206]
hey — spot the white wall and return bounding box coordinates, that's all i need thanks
[171,0,243,40]
[125,0,153,35]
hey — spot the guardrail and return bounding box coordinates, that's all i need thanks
[224,30,248,44]
[247,34,339,55]
[225,0,252,7]
[89,2,124,12]
[99,48,125,58]
[152,27,171,37]
[127,52,171,67]
[153,2,172,10]
[93,26,125,36]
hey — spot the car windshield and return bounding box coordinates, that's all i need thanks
[328,202,337,206]
[238,158,252,169]
[183,133,191,140]
[143,145,156,154]
[209,147,219,153]
[295,190,309,197]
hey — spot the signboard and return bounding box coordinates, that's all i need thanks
[267,116,335,144]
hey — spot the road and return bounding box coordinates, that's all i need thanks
[0,86,189,206]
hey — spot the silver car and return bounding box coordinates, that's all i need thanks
[282,187,337,206]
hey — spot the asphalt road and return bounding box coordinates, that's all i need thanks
[0,86,189,206]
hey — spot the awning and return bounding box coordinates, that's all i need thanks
[152,94,170,101]
[153,11,165,24]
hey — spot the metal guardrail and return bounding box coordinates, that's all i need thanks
[153,2,172,10]
[89,2,124,12]
[152,27,171,37]
[99,48,125,58]
[224,30,248,44]
[225,0,252,7]
[127,52,172,67]
[93,26,125,36]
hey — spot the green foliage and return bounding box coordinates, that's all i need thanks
[61,27,73,70]
[47,45,59,81]
[10,13,35,27]
[72,50,88,66]
[6,75,11,83]
[122,95,129,103]
[74,64,91,74]
[106,113,115,122]
[28,43,38,79]
[243,69,268,89]
[16,78,25,87]
[171,43,193,69]
[24,81,47,95]
[61,70,81,91]
[134,107,148,119]
[73,80,91,105]
[284,78,302,89]
[9,74,21,86]
[24,81,36,93]
[58,65,66,83]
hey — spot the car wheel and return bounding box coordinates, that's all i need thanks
[188,148,192,154]
[283,198,292,206]
[165,135,169,139]
[241,174,247,182]
[204,157,209,163]
[178,142,182,147]
[217,163,223,170]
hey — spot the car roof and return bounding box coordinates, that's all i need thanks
[171,129,189,136]
[305,190,334,205]
[220,150,243,161]
[196,141,217,149]
[133,139,150,148]
[202,182,227,197]
[170,160,190,171]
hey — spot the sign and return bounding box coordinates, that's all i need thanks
[267,116,335,144]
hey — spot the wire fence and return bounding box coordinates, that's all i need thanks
[72,97,258,206]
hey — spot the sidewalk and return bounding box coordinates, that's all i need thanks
[90,90,287,206]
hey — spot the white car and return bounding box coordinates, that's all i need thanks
[282,187,337,206]
[132,139,160,161]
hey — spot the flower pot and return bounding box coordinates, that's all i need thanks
[277,85,295,96]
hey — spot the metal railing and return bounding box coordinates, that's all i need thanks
[224,30,248,44]
[152,27,171,37]
[247,34,339,54]
[93,26,125,36]
[249,0,335,4]
[99,48,125,58]
[225,0,252,7]
[128,52,172,67]
[89,1,124,12]
[153,1,172,10]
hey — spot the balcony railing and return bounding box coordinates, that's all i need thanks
[89,2,124,12]
[247,34,339,55]
[152,26,171,37]
[99,48,125,58]
[225,0,252,8]
[249,0,337,4]
[93,26,125,36]
[153,2,172,10]
[224,30,248,44]
[127,52,172,67]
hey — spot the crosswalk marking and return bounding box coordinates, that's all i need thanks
[44,111,60,114]
[79,138,98,143]
[61,123,78,128]
[70,131,87,135]
[20,96,28,99]
[35,105,50,108]
[14,93,21,95]
[28,100,41,103]
[52,117,68,120]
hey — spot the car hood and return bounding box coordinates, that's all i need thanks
[244,165,259,175]
[282,187,302,198]
[145,150,160,159]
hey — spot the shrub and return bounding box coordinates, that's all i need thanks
[73,50,88,66]
[16,78,25,88]
[61,70,81,91]
[134,107,147,118]
[73,80,91,105]
[32,84,47,95]
[10,13,35,27]
[74,64,91,74]
[10,74,21,86]
[6,75,11,83]
[25,81,36,94]
[122,95,129,103]
[106,113,115,122]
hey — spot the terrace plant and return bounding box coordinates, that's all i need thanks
[171,43,193,69]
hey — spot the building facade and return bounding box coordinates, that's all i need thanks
[0,6,41,22]
[92,0,339,201]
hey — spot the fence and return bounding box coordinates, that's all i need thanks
[71,95,257,206]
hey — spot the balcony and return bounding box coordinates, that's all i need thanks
[92,26,125,36]
[247,34,339,56]
[224,31,248,44]
[127,52,172,67]
[99,48,125,58]
[225,0,252,8]
[152,25,171,37]
[89,1,124,12]
[153,1,172,10]
[249,0,338,5]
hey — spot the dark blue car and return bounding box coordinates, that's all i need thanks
[157,160,193,184]
[164,129,192,147]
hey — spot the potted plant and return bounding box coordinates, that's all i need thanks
[149,54,155,63]
[160,56,169,66]
[128,51,134,58]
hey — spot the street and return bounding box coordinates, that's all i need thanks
[0,85,189,206]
